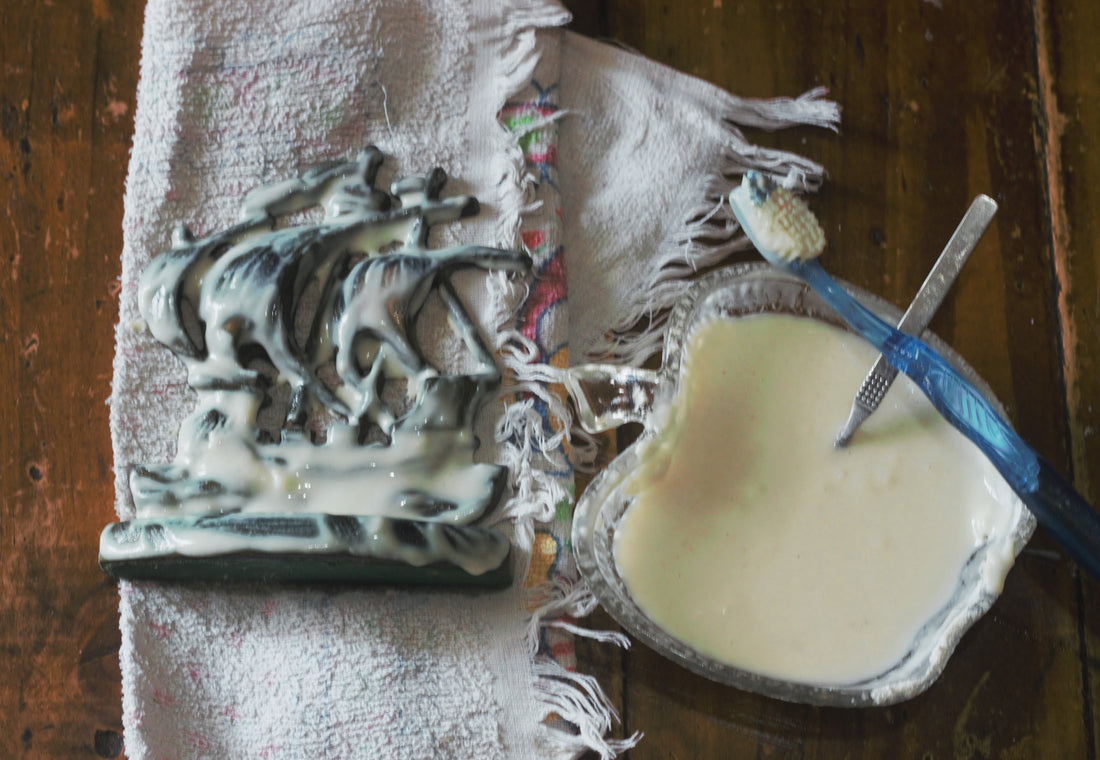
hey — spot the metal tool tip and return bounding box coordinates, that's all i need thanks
[834,405,868,448]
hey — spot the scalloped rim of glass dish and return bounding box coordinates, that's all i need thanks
[572,262,1036,707]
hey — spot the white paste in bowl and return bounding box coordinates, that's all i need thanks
[614,314,1017,685]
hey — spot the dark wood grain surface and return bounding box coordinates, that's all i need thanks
[3,0,142,757]
[2,0,1097,757]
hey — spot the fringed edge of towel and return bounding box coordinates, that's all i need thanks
[490,2,570,249]
[495,85,840,759]
[493,338,641,758]
[532,662,643,760]
[527,578,641,759]
[581,88,841,367]
[479,8,642,759]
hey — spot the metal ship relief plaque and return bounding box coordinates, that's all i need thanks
[100,148,529,587]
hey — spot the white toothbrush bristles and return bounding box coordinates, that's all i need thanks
[737,172,826,264]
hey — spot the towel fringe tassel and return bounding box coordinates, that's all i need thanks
[487,8,640,758]
[533,661,643,760]
[580,91,840,367]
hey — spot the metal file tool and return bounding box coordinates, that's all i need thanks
[834,194,998,446]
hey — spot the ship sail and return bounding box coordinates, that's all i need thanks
[101,148,529,588]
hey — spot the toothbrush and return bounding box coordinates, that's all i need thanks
[729,170,1100,580]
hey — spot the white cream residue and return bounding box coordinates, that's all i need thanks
[103,150,528,579]
[614,314,1016,685]
[144,388,502,523]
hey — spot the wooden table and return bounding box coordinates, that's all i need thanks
[2,1,1097,756]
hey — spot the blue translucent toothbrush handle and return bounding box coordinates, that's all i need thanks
[799,259,1100,578]
[892,331,1100,579]
[798,260,1038,491]
[1021,458,1100,579]
[884,331,1039,491]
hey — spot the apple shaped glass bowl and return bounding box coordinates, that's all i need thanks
[567,263,1035,707]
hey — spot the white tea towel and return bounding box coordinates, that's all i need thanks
[561,32,839,364]
[109,2,838,757]
[110,2,584,758]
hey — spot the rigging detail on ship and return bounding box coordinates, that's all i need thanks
[100,148,530,588]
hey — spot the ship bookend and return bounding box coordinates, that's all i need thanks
[100,148,530,588]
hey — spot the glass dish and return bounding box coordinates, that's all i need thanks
[568,263,1036,707]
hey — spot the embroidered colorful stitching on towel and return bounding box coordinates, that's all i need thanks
[501,77,576,634]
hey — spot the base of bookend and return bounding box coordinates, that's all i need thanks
[99,513,513,589]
